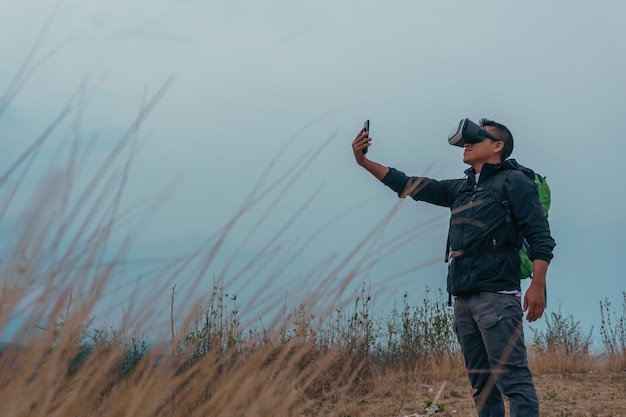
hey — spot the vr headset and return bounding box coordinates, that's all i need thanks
[448,118,500,147]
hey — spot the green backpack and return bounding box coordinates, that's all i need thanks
[499,167,551,279]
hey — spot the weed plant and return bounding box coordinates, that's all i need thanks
[529,308,595,374]
[600,292,626,370]
[531,308,593,356]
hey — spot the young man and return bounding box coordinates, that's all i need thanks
[352,119,555,417]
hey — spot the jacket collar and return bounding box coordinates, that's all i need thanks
[464,159,520,184]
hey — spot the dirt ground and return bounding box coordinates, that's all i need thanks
[386,371,626,417]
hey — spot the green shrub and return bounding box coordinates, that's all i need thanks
[531,308,592,355]
[376,288,457,365]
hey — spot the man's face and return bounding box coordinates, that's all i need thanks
[462,126,504,166]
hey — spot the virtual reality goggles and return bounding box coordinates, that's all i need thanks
[448,118,501,147]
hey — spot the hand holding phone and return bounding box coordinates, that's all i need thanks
[362,120,370,154]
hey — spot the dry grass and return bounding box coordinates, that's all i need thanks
[529,349,599,375]
[3,337,625,417]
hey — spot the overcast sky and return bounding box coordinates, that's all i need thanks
[1,0,625,343]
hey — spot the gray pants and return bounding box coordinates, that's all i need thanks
[454,292,539,417]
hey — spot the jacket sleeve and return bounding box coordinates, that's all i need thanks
[504,171,556,263]
[381,167,460,208]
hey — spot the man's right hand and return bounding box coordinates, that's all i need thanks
[351,127,389,181]
[352,127,371,165]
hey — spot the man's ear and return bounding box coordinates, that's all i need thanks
[493,140,505,160]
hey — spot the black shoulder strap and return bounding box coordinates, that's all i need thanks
[490,170,513,227]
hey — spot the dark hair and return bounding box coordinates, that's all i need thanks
[480,118,514,161]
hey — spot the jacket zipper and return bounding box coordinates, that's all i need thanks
[459,181,479,277]
[469,180,498,251]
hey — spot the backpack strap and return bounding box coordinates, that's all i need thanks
[490,169,514,225]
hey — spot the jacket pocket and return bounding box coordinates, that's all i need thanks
[472,253,500,278]
[448,256,474,295]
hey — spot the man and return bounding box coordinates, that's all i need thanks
[351,118,555,417]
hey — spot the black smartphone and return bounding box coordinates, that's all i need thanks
[362,120,370,154]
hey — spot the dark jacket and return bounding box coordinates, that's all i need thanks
[381,159,556,296]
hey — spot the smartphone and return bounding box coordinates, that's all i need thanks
[362,120,370,154]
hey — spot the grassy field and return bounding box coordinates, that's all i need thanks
[1,282,625,417]
[1,334,625,417]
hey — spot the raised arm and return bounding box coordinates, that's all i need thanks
[352,127,389,180]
